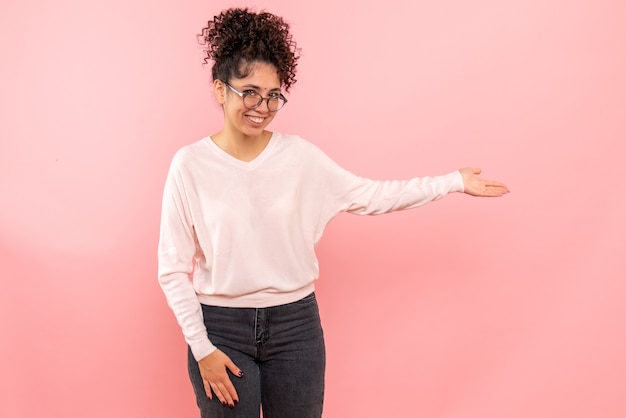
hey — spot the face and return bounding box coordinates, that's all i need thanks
[215,62,283,139]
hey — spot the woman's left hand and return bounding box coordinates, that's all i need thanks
[459,167,510,197]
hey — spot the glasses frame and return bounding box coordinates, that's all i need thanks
[222,82,288,112]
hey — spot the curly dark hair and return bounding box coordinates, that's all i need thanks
[198,8,300,92]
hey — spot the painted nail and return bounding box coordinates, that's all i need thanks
[238,370,244,377]
[229,404,235,409]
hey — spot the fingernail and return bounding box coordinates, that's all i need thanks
[238,370,244,377]
[221,401,227,406]
[229,403,235,409]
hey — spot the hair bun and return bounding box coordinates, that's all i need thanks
[199,8,300,91]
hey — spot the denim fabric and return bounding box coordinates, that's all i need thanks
[188,293,326,418]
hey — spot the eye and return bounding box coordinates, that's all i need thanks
[243,90,259,97]
[268,92,282,99]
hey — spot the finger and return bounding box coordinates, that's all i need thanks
[485,180,509,190]
[472,167,482,175]
[217,380,238,407]
[209,381,231,407]
[487,184,510,195]
[477,178,509,194]
[226,359,245,379]
[484,185,509,196]
[220,376,239,405]
[202,378,213,400]
[223,360,243,404]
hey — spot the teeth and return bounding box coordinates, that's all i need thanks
[247,116,264,123]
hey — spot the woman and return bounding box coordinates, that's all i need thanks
[158,7,509,418]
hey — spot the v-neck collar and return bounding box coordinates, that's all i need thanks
[204,132,278,170]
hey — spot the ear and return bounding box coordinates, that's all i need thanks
[213,79,226,105]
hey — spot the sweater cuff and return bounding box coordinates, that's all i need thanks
[451,170,465,193]
[190,339,218,362]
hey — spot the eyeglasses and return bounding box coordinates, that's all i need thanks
[223,82,288,112]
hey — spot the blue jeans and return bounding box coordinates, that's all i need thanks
[188,293,326,418]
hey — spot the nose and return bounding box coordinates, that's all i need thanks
[255,98,271,113]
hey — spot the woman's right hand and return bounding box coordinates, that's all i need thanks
[198,349,244,408]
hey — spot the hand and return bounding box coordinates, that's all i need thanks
[460,167,510,197]
[198,349,244,408]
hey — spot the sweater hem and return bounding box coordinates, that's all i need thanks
[196,283,316,309]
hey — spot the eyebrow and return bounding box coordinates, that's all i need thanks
[241,83,282,92]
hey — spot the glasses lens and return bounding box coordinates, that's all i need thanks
[267,96,286,111]
[243,93,262,109]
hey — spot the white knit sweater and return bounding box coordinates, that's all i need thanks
[158,132,464,360]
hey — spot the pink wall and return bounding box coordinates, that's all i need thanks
[1,0,624,417]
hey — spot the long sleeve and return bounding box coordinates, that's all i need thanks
[311,143,465,223]
[335,172,464,215]
[158,158,216,361]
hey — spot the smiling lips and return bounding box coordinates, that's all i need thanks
[246,115,265,124]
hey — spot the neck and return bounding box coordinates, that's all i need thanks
[211,129,272,162]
